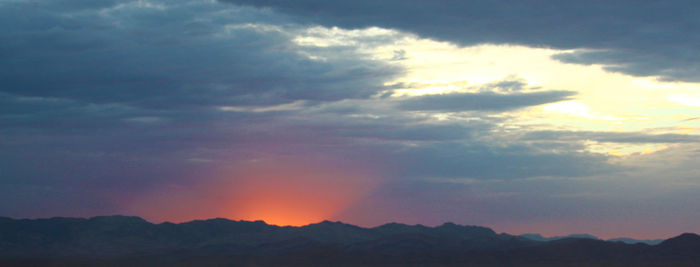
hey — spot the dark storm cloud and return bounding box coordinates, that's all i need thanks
[0,0,400,110]
[0,0,400,187]
[552,50,700,82]
[397,90,576,112]
[222,0,700,82]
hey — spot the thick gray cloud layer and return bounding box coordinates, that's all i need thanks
[223,0,700,82]
[0,0,399,108]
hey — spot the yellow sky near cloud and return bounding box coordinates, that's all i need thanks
[293,26,700,156]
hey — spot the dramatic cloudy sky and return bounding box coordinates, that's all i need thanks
[2,0,700,239]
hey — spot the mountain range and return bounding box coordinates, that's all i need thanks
[519,233,664,245]
[1,215,698,266]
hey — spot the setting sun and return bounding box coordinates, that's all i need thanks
[221,159,379,226]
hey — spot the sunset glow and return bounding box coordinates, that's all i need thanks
[127,158,380,226]
[3,0,700,241]
[220,160,379,226]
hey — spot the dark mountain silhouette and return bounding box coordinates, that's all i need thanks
[520,233,600,242]
[521,233,663,245]
[656,233,700,257]
[608,237,664,245]
[1,216,698,266]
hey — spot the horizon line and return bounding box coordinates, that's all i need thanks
[0,214,683,241]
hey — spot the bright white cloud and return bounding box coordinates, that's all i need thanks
[290,25,700,155]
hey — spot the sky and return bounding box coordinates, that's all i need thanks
[1,0,700,239]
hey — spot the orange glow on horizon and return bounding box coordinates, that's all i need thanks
[220,160,379,226]
[127,157,381,226]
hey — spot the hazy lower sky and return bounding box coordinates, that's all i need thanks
[2,0,699,239]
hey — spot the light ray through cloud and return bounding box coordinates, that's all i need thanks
[2,0,700,239]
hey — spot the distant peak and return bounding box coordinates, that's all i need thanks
[377,222,408,227]
[520,233,545,238]
[678,232,700,238]
[88,215,150,224]
[661,232,700,244]
[182,218,269,226]
[607,237,663,245]
[440,222,458,227]
[564,233,600,240]
[519,233,547,241]
[300,220,363,230]
[310,220,349,226]
[520,233,599,242]
[437,222,491,230]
